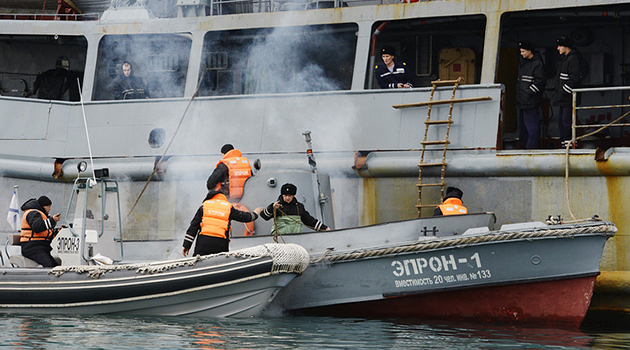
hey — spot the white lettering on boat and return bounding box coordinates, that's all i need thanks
[391,252,492,289]
[56,237,80,254]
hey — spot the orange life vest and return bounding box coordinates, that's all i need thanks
[200,193,233,239]
[20,209,54,243]
[216,149,251,200]
[437,198,468,216]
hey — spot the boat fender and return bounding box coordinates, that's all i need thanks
[233,203,255,236]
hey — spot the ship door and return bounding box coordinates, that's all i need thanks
[438,47,475,84]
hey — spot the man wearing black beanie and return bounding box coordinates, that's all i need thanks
[19,196,63,267]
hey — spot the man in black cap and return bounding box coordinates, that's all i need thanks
[19,196,63,267]
[374,46,414,89]
[553,35,588,146]
[516,40,546,149]
[206,144,252,201]
[433,187,468,216]
[258,183,329,235]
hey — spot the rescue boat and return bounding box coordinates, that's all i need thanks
[0,177,309,317]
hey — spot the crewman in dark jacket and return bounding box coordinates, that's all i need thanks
[552,35,586,144]
[182,190,259,256]
[20,196,62,267]
[259,183,329,235]
[516,41,546,149]
[112,61,150,100]
[374,46,414,89]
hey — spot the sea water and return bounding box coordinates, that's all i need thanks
[1,314,629,349]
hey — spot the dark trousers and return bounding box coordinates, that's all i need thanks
[558,105,573,142]
[21,240,59,267]
[193,235,229,256]
[519,108,540,149]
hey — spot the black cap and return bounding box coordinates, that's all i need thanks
[518,40,534,51]
[444,187,463,200]
[381,46,395,56]
[37,196,52,207]
[557,35,574,48]
[281,183,297,196]
[220,144,234,154]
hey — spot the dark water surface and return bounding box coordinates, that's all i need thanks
[2,314,629,349]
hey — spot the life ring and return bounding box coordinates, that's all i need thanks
[232,203,255,236]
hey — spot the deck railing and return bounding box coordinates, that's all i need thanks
[571,86,630,147]
[0,13,99,21]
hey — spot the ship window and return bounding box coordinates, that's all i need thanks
[368,15,486,89]
[0,35,87,101]
[93,33,193,101]
[198,23,358,96]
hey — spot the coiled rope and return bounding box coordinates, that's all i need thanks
[311,223,616,264]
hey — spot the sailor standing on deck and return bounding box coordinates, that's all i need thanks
[206,144,252,201]
[182,190,261,256]
[553,35,587,145]
[516,40,546,149]
[374,46,414,89]
[20,196,63,267]
[258,183,330,235]
[433,187,468,216]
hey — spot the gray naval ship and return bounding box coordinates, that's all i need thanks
[1,0,630,323]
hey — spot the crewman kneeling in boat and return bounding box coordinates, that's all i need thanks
[20,196,64,267]
[182,190,260,256]
[433,187,468,216]
[258,183,330,235]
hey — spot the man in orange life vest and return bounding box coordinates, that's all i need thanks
[206,144,252,201]
[433,187,468,216]
[20,196,64,267]
[182,189,262,256]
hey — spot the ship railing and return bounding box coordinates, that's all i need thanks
[208,0,382,14]
[571,85,630,147]
[0,13,100,21]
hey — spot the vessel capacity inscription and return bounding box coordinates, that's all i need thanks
[391,252,492,288]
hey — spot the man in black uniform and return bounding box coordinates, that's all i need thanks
[112,61,150,100]
[516,40,546,149]
[553,35,587,145]
[33,56,70,100]
[258,183,329,235]
[374,46,413,89]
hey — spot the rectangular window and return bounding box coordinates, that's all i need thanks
[199,23,358,96]
[93,34,192,101]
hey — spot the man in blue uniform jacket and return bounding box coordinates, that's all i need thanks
[374,46,414,89]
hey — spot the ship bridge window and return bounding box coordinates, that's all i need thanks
[0,35,87,101]
[93,33,192,101]
[368,15,486,89]
[198,23,358,96]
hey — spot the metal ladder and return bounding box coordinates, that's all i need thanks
[414,78,461,217]
[392,78,492,217]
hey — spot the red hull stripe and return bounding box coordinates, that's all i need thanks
[296,276,597,327]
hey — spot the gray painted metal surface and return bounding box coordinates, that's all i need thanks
[232,212,497,255]
[270,222,614,312]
